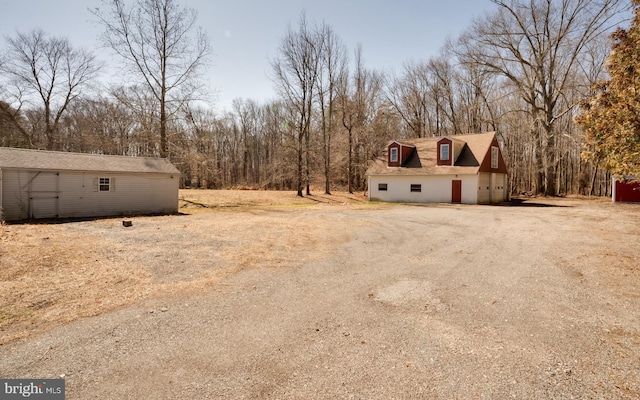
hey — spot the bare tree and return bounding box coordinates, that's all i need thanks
[271,13,323,197]
[110,84,164,156]
[92,0,211,158]
[457,0,628,195]
[316,23,347,194]
[232,98,265,185]
[0,29,100,150]
[383,60,431,138]
[427,56,461,135]
[0,101,30,147]
[338,48,359,193]
[339,45,380,193]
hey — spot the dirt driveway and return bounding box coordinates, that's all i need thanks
[1,193,639,399]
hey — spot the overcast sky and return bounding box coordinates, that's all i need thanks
[0,0,497,112]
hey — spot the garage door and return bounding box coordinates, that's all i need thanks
[29,171,60,219]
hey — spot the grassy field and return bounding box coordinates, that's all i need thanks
[178,189,370,209]
[0,190,370,344]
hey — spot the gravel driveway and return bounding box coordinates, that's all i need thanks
[1,198,639,399]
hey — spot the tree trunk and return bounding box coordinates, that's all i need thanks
[544,128,557,196]
[297,129,304,197]
[348,126,353,194]
[589,165,599,196]
[305,127,311,196]
[160,96,167,158]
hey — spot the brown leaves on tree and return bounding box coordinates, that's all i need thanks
[577,3,640,178]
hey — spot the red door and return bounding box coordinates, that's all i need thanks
[452,180,462,203]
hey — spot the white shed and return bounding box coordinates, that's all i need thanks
[0,147,180,222]
[366,132,509,204]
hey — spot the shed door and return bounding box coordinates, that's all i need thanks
[452,180,462,203]
[29,171,60,219]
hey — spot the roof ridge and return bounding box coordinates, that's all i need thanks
[392,131,496,143]
[0,146,168,161]
[0,147,179,174]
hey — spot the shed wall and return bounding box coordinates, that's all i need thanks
[614,179,640,203]
[478,173,491,204]
[368,175,478,204]
[491,173,508,203]
[1,169,178,221]
[477,172,508,204]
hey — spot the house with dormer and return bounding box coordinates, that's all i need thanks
[366,132,508,204]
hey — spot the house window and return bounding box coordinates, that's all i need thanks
[491,146,499,169]
[99,177,111,192]
[378,183,388,191]
[390,147,398,163]
[440,144,450,161]
[410,184,422,192]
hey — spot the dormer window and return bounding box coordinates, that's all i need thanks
[440,144,450,161]
[436,138,454,166]
[387,141,415,167]
[390,147,398,163]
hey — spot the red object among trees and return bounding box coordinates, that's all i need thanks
[613,178,640,203]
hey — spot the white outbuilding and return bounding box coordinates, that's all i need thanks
[366,132,509,204]
[0,147,180,222]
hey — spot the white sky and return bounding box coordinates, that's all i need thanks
[0,0,497,112]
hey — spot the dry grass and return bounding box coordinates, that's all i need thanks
[179,188,371,210]
[0,224,153,344]
[0,190,369,344]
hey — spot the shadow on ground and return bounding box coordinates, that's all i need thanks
[499,198,571,208]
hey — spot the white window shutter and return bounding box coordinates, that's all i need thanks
[110,177,116,192]
[93,177,98,192]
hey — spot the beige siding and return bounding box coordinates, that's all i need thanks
[491,173,507,203]
[368,175,478,204]
[478,172,508,204]
[1,169,178,221]
[478,173,491,204]
[2,170,30,220]
[30,171,60,218]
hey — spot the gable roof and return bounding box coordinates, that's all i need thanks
[0,147,180,174]
[366,132,501,176]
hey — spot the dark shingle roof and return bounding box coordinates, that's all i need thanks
[366,132,497,176]
[0,147,180,174]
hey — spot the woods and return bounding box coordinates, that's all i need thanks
[577,0,640,179]
[0,0,634,196]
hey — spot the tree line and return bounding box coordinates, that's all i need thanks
[0,0,632,196]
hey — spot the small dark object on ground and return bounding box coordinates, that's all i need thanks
[122,220,133,227]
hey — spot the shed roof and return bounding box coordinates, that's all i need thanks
[0,147,180,174]
[366,132,498,176]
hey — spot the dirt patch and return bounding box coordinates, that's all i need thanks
[1,194,639,399]
[0,190,366,344]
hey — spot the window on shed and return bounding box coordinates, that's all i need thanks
[440,144,450,161]
[491,146,499,169]
[99,177,111,191]
[410,184,422,192]
[94,177,115,192]
[390,147,398,162]
[378,183,388,191]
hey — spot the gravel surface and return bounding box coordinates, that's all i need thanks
[1,198,639,399]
